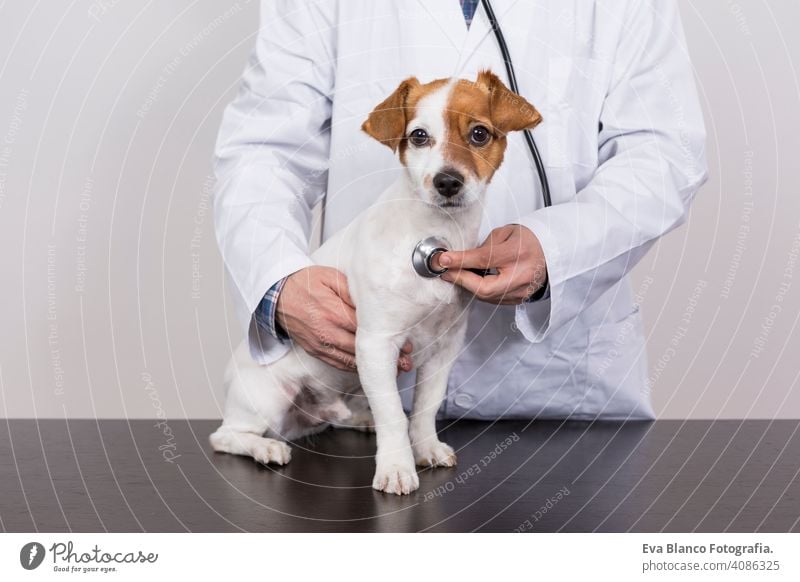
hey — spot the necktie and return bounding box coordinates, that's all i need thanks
[460,0,479,27]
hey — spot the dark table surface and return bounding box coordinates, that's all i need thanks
[1,419,798,532]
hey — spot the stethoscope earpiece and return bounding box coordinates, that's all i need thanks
[412,237,450,278]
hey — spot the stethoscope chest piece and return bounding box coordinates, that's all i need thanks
[412,236,450,278]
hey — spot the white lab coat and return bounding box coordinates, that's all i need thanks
[213,0,708,420]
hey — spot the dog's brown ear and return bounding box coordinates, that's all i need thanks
[361,77,420,152]
[477,70,542,135]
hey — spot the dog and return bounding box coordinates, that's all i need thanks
[210,70,542,495]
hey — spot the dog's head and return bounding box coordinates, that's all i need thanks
[362,70,542,209]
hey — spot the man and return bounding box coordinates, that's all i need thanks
[213,0,707,420]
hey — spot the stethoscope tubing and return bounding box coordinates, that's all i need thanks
[480,0,551,208]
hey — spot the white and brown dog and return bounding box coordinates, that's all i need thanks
[211,71,541,495]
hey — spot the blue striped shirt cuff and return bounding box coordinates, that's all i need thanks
[255,277,290,341]
[525,277,551,303]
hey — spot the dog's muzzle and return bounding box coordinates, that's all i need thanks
[412,236,449,278]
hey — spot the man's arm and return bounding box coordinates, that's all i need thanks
[213,0,335,362]
[513,0,708,340]
[439,0,706,333]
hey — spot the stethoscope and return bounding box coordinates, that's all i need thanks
[412,0,551,278]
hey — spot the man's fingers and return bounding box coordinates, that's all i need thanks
[442,268,519,301]
[316,333,357,370]
[325,269,355,308]
[333,304,358,333]
[439,243,517,271]
[401,341,413,354]
[398,354,412,372]
[318,352,356,372]
[320,269,357,329]
[321,329,356,358]
[438,247,492,270]
[441,268,486,295]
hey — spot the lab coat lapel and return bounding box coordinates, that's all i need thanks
[408,0,468,64]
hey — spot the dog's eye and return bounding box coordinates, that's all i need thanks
[408,128,430,147]
[469,126,491,146]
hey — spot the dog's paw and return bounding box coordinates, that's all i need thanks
[372,464,419,495]
[253,439,292,466]
[413,441,457,468]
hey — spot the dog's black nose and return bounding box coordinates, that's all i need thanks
[433,170,464,198]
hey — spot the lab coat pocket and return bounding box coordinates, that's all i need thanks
[541,59,575,204]
[584,306,651,418]
[515,319,590,419]
[542,334,590,418]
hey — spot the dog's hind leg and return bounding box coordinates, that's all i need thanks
[210,346,300,466]
[209,427,292,466]
[330,389,375,433]
[209,391,295,465]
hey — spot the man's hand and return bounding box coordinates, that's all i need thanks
[436,225,548,305]
[276,266,413,372]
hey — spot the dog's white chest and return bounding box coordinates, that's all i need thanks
[382,236,460,304]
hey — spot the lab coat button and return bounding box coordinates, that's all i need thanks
[453,393,474,408]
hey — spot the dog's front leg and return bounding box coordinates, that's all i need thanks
[356,331,418,495]
[409,320,467,468]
